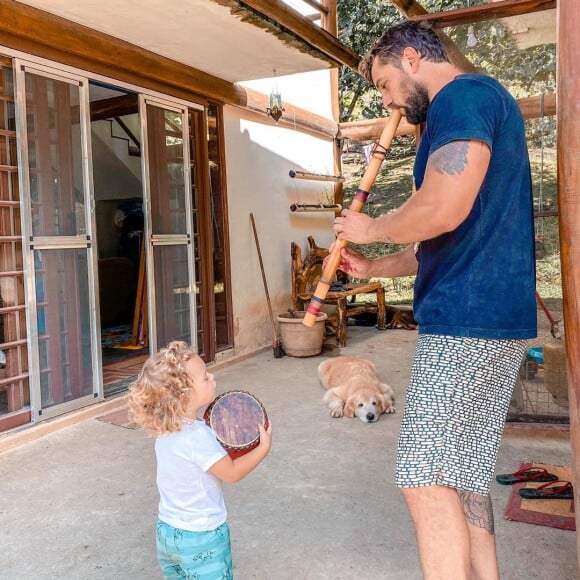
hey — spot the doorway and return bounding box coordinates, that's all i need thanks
[88,83,148,384]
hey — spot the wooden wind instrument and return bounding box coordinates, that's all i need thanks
[303,110,403,327]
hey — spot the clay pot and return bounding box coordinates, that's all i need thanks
[277,311,327,357]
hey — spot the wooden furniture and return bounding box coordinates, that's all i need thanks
[291,236,387,347]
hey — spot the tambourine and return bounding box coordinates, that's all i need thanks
[203,390,268,459]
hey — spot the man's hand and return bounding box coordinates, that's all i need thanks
[333,209,375,244]
[325,245,373,278]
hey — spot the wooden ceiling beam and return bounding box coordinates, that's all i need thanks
[238,0,360,70]
[242,87,338,138]
[0,0,233,103]
[409,0,556,29]
[88,94,139,121]
[301,0,329,15]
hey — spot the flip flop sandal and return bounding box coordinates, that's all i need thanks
[496,467,559,485]
[519,481,574,500]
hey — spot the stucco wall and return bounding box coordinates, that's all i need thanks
[220,70,338,359]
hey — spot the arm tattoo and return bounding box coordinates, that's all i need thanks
[458,491,495,534]
[372,232,394,243]
[429,141,469,175]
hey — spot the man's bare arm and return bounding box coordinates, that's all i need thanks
[334,244,418,279]
[368,139,491,244]
[367,244,418,278]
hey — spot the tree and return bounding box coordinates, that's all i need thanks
[337,0,400,121]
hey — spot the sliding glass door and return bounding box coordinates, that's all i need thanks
[15,62,100,419]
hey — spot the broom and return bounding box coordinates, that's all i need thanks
[250,213,285,358]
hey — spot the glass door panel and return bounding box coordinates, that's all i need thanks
[35,248,93,408]
[147,106,187,235]
[25,75,85,238]
[152,244,191,344]
[141,97,195,351]
[16,63,100,419]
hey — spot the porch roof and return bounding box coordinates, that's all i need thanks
[14,0,358,82]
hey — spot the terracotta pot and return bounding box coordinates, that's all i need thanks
[277,311,327,357]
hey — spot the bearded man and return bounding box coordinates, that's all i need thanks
[332,21,536,580]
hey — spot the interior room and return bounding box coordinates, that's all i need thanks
[88,84,148,380]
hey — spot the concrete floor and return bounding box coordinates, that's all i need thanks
[0,327,577,579]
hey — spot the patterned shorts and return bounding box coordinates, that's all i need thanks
[156,520,233,579]
[395,334,526,495]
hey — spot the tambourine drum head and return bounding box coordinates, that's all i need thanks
[204,391,267,459]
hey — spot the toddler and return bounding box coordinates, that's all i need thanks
[128,340,272,579]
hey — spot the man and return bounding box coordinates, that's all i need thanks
[333,21,536,580]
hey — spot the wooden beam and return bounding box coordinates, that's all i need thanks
[87,94,139,121]
[389,0,477,73]
[337,93,555,141]
[519,92,556,118]
[557,0,580,561]
[240,87,337,139]
[0,0,337,140]
[321,1,343,206]
[239,0,360,70]
[338,117,417,140]
[0,1,233,103]
[301,0,329,14]
[409,0,556,29]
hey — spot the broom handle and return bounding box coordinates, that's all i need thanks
[303,110,403,327]
[250,213,278,340]
[535,291,556,325]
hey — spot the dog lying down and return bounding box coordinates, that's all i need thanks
[318,356,395,424]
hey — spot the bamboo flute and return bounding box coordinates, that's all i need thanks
[303,110,403,327]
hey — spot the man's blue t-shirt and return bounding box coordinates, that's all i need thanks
[412,74,537,339]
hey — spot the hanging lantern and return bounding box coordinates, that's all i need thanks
[266,73,284,123]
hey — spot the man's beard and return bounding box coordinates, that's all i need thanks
[401,75,430,125]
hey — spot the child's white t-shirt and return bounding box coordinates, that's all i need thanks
[155,419,227,532]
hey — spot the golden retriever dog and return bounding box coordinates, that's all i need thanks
[318,356,395,423]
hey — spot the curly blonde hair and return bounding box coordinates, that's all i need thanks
[127,340,199,435]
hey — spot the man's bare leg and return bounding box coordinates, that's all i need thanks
[458,491,499,580]
[401,485,471,580]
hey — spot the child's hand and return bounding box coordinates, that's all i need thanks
[258,421,273,454]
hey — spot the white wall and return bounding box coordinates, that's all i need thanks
[221,71,338,357]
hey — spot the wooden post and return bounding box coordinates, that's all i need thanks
[557,0,580,562]
[321,0,344,212]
